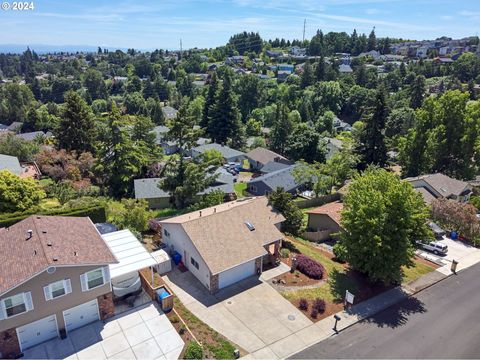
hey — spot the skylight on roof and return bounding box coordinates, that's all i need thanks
[245,221,255,231]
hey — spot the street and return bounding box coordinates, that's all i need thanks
[290,263,480,359]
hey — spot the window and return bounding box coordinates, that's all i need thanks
[4,294,26,317]
[164,228,170,237]
[44,279,72,301]
[1,292,33,319]
[190,257,199,270]
[249,185,257,193]
[86,269,104,289]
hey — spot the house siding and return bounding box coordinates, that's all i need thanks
[0,265,111,334]
[307,214,342,233]
[161,224,211,291]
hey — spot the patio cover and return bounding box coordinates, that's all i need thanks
[102,229,157,279]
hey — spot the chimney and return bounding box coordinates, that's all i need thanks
[27,230,33,240]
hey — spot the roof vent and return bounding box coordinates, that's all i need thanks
[47,242,52,247]
[33,250,37,255]
[52,257,58,262]
[26,229,33,240]
[245,221,255,231]
[42,230,47,234]
[199,211,202,217]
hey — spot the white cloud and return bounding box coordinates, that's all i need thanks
[365,8,380,15]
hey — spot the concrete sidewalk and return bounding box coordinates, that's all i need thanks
[244,259,478,359]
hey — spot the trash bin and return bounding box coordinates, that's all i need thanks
[450,231,458,240]
[156,286,173,312]
[172,251,182,265]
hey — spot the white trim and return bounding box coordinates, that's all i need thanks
[44,279,71,301]
[83,268,106,291]
[0,263,113,298]
[16,314,59,352]
[211,253,266,276]
[0,293,30,319]
[63,299,100,334]
[24,292,33,311]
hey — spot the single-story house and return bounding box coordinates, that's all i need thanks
[333,117,352,132]
[338,64,353,73]
[405,173,473,204]
[0,216,118,357]
[191,143,246,163]
[152,126,178,155]
[245,147,291,171]
[324,138,343,160]
[134,168,235,209]
[159,197,285,293]
[15,131,52,142]
[0,154,23,176]
[307,201,344,234]
[162,106,178,120]
[260,161,292,174]
[247,165,303,196]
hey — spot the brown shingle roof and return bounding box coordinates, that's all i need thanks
[307,201,344,225]
[0,216,117,295]
[405,173,470,198]
[161,197,285,275]
[245,147,290,167]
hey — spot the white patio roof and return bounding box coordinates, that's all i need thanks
[102,229,157,279]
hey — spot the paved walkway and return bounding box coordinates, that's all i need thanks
[23,303,184,360]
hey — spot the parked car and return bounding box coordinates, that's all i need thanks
[416,240,448,255]
[428,221,446,240]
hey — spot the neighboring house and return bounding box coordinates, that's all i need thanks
[333,117,352,132]
[247,165,303,196]
[324,138,343,160]
[7,122,22,133]
[265,50,283,58]
[306,201,344,241]
[259,161,292,174]
[134,168,235,209]
[245,147,291,171]
[15,131,51,142]
[159,197,285,293]
[152,126,178,155]
[338,64,353,73]
[0,216,117,356]
[162,106,178,120]
[277,64,294,74]
[405,173,473,204]
[0,154,23,176]
[191,143,246,163]
[358,50,381,60]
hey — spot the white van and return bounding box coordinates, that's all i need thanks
[416,240,448,255]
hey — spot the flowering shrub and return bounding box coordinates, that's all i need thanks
[310,308,318,318]
[295,254,325,279]
[148,219,161,233]
[299,298,308,310]
[312,298,326,313]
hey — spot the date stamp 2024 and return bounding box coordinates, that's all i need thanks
[2,1,34,11]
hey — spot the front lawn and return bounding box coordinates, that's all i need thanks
[234,182,247,198]
[279,237,436,321]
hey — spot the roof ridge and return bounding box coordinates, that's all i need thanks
[31,216,50,265]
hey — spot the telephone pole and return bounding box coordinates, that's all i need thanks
[302,19,306,43]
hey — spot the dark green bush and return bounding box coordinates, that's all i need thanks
[184,341,203,360]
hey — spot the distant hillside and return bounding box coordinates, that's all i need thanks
[0,44,130,54]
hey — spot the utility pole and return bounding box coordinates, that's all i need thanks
[302,19,306,43]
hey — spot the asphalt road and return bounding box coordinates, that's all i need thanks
[290,263,480,359]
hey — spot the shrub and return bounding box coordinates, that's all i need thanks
[313,298,326,313]
[295,254,325,279]
[184,341,203,360]
[310,307,318,318]
[333,242,347,263]
[148,218,161,233]
[299,298,308,310]
[280,248,290,258]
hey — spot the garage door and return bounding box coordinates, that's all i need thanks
[16,315,58,351]
[63,299,99,333]
[219,259,256,289]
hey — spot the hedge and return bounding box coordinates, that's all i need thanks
[0,205,106,227]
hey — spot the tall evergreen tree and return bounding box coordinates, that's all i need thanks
[56,90,96,153]
[356,86,388,169]
[315,56,326,82]
[270,104,293,155]
[208,69,241,145]
[202,72,218,130]
[367,27,376,51]
[410,75,426,109]
[300,61,315,89]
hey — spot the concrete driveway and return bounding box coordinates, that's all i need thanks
[163,265,313,358]
[22,303,184,360]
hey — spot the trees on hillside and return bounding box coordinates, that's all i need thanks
[268,188,303,236]
[56,90,96,153]
[337,168,430,284]
[0,170,45,212]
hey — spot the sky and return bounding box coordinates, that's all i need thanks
[0,0,479,50]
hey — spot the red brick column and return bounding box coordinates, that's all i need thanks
[209,273,219,294]
[255,257,263,274]
[0,328,20,359]
[98,292,115,320]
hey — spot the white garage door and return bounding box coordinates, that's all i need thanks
[16,315,58,351]
[63,299,99,333]
[219,259,256,289]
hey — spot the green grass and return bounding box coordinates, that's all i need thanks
[151,207,185,218]
[38,198,61,209]
[282,237,435,304]
[234,182,247,198]
[402,261,435,284]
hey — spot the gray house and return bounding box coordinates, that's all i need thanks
[191,143,246,163]
[134,168,235,209]
[245,147,291,171]
[247,165,303,196]
[0,154,23,176]
[162,106,178,120]
[152,126,178,155]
